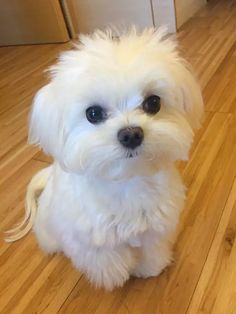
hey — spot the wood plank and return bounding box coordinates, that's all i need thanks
[187,178,236,313]
[0,159,81,314]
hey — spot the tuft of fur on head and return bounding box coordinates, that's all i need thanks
[29,27,203,180]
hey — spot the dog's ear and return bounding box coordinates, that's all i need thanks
[177,63,204,131]
[29,83,63,157]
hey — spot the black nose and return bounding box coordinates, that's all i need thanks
[118,127,144,149]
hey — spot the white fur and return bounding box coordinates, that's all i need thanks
[6,28,203,290]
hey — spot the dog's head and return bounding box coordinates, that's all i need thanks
[29,28,203,179]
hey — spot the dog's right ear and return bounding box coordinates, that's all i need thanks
[29,83,62,157]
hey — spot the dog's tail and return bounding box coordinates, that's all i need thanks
[5,166,52,242]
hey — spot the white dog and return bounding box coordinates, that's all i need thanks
[6,28,203,290]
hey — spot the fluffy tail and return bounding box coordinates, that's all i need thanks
[5,166,52,242]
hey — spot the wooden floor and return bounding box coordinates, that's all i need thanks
[1,0,236,313]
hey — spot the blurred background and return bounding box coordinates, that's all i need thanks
[0,0,207,46]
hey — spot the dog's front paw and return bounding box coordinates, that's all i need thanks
[34,225,61,255]
[132,249,173,279]
[132,263,164,278]
[72,245,137,290]
[87,260,130,291]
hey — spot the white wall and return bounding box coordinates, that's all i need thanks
[62,0,177,36]
[175,0,206,28]
[152,0,176,33]
[63,0,207,36]
[63,0,154,35]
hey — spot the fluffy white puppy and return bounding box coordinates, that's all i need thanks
[6,28,203,290]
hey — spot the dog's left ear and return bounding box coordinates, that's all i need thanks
[177,62,204,131]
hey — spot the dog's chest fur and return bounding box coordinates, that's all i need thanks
[42,163,184,248]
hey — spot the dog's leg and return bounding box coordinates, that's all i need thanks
[34,225,60,255]
[132,232,174,278]
[71,244,138,290]
[33,205,61,255]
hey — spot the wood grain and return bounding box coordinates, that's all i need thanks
[1,0,236,313]
[187,178,236,314]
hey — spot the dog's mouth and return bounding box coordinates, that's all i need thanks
[126,151,139,159]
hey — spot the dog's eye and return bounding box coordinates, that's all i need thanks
[142,95,161,114]
[86,106,107,124]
